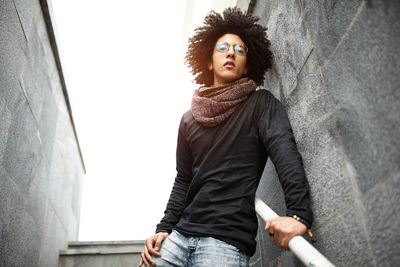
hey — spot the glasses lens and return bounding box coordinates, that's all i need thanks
[216,42,229,52]
[234,44,247,55]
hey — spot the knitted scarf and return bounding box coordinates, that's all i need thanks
[191,78,257,127]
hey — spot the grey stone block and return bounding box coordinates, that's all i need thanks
[255,250,299,267]
[31,153,51,199]
[59,241,144,266]
[286,51,331,127]
[0,173,26,267]
[249,259,262,267]
[3,101,41,194]
[321,1,400,194]
[280,251,301,267]
[0,98,11,164]
[0,75,26,115]
[302,0,362,65]
[65,162,83,241]
[24,33,53,120]
[47,134,83,239]
[266,0,313,96]
[118,254,142,267]
[19,211,42,266]
[261,65,282,101]
[59,254,141,267]
[38,90,59,160]
[312,207,374,266]
[251,0,276,27]
[13,0,40,43]
[266,251,301,267]
[250,0,400,266]
[19,56,45,124]
[255,115,354,264]
[0,0,27,80]
[38,209,67,267]
[0,0,29,115]
[69,163,84,240]
[363,173,400,266]
[61,242,143,256]
[1,1,84,267]
[292,115,353,224]
[25,181,50,241]
[267,257,280,267]
[47,145,70,230]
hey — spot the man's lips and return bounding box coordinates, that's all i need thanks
[224,61,235,68]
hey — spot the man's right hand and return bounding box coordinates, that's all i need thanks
[139,231,169,267]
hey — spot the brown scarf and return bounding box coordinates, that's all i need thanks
[191,78,257,127]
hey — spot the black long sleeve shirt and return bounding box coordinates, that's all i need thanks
[156,89,313,257]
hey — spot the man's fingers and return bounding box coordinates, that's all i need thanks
[144,246,156,266]
[282,238,290,251]
[266,217,306,251]
[265,218,275,230]
[140,233,169,267]
[274,231,280,246]
[266,218,280,231]
[141,251,150,267]
[146,236,161,257]
[281,236,290,251]
[265,220,270,230]
[154,234,167,252]
[279,236,286,250]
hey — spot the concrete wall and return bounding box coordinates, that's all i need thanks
[249,0,400,266]
[0,0,85,266]
[58,241,144,267]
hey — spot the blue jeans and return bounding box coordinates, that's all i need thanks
[151,230,249,267]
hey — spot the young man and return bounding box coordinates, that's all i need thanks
[139,7,313,267]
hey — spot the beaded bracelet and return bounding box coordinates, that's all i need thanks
[292,215,315,242]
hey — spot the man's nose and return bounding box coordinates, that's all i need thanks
[227,45,235,57]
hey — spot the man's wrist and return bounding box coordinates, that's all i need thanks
[292,215,309,229]
[287,213,311,229]
[287,214,315,242]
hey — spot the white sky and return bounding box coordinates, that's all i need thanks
[51,0,234,241]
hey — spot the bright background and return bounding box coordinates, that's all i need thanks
[51,0,239,241]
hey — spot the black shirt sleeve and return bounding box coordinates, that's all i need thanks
[155,115,193,233]
[257,92,313,228]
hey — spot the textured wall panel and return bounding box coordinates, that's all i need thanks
[0,0,85,266]
[250,0,400,266]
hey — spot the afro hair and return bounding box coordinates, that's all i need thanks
[185,7,273,86]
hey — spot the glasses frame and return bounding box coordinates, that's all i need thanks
[215,41,248,56]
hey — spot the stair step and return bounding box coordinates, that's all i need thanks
[60,240,145,255]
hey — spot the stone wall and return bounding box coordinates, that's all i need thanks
[250,1,400,266]
[0,0,85,266]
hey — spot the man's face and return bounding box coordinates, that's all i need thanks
[209,33,248,86]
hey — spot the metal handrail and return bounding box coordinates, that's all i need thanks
[255,197,335,267]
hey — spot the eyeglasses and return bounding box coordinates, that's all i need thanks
[215,41,248,56]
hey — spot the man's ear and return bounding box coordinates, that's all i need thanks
[208,62,213,71]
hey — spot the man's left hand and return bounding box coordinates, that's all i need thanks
[264,216,307,250]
